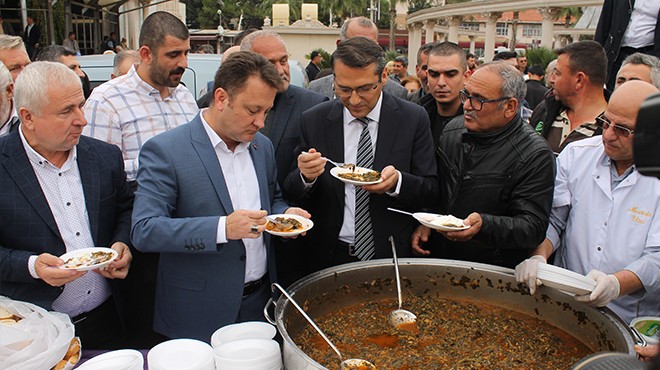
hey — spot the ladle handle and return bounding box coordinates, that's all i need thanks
[271,283,344,363]
[389,236,403,310]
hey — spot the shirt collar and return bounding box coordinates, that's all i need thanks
[200,109,250,154]
[342,91,383,125]
[19,126,77,169]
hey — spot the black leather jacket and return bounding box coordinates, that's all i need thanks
[430,114,556,268]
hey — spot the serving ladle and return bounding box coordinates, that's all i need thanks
[387,236,419,332]
[271,283,376,370]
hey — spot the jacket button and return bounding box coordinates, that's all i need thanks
[240,255,246,261]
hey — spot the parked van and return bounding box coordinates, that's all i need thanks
[79,53,307,100]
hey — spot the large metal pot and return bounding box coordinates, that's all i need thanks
[264,259,636,369]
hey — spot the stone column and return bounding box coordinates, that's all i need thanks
[539,7,559,49]
[469,35,476,54]
[447,15,462,43]
[140,0,152,20]
[407,23,423,76]
[424,19,437,44]
[482,12,501,62]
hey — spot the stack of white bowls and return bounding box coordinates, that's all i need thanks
[76,349,144,370]
[211,322,281,370]
[148,338,215,370]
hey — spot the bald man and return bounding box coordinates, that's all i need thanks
[307,17,409,100]
[516,80,660,324]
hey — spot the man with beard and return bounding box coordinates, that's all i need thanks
[412,62,555,269]
[420,42,468,148]
[529,41,608,154]
[83,11,198,185]
[239,30,327,286]
[82,11,198,348]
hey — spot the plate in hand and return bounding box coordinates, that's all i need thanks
[264,214,314,237]
[58,247,118,271]
[537,263,597,295]
[330,166,383,186]
[413,212,469,232]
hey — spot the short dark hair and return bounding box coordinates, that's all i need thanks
[556,40,607,86]
[139,11,189,51]
[394,55,408,66]
[213,51,282,101]
[493,51,517,61]
[331,36,386,76]
[68,32,76,37]
[429,41,467,71]
[417,42,436,66]
[310,50,320,59]
[35,45,77,62]
[528,64,545,76]
[234,28,260,45]
[466,53,476,59]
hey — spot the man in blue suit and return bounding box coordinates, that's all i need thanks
[131,51,310,341]
[240,30,327,286]
[0,62,133,349]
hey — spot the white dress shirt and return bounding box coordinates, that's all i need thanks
[622,0,660,48]
[547,136,660,323]
[21,129,111,318]
[200,111,267,283]
[83,65,199,181]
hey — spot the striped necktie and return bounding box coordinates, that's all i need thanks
[353,117,375,261]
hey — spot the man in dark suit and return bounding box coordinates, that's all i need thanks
[284,37,438,272]
[305,50,322,81]
[240,30,327,286]
[0,62,133,349]
[22,15,40,60]
[595,0,660,90]
[131,52,310,341]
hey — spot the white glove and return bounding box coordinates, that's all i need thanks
[514,255,546,294]
[574,270,620,307]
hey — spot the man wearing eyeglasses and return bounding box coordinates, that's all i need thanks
[284,37,438,272]
[515,80,660,323]
[412,62,556,269]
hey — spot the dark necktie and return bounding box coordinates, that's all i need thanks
[353,117,375,261]
[9,116,19,132]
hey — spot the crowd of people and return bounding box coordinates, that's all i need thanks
[0,7,658,366]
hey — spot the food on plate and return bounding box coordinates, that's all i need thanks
[0,306,13,320]
[341,163,356,171]
[62,250,115,269]
[430,215,465,228]
[266,217,304,233]
[0,318,18,326]
[337,170,381,182]
[52,337,81,370]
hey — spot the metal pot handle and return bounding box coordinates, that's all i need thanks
[263,297,277,325]
[629,326,647,347]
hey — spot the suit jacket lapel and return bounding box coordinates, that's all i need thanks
[248,138,270,213]
[267,91,294,153]
[190,117,235,215]
[2,133,60,238]
[76,140,101,243]
[374,94,398,170]
[324,101,346,205]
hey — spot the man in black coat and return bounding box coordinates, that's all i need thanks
[412,62,556,269]
[525,65,548,110]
